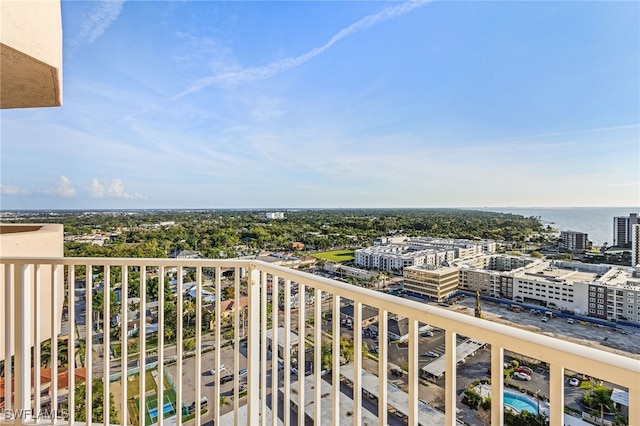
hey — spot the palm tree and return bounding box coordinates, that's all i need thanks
[590,387,614,424]
[219,396,230,408]
[184,299,195,327]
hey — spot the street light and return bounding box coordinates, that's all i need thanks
[534,389,542,425]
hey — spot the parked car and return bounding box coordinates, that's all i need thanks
[567,318,575,324]
[513,372,531,381]
[424,351,439,358]
[516,366,534,375]
[422,331,434,337]
[220,374,234,384]
[209,364,226,375]
[569,377,580,386]
[238,368,248,377]
[541,316,548,322]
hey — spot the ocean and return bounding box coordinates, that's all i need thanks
[477,207,640,247]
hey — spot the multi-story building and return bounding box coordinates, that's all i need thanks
[355,237,495,273]
[403,265,459,301]
[613,213,639,246]
[632,224,640,268]
[560,230,591,252]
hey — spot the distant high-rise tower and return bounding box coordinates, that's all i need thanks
[632,224,640,267]
[613,213,639,246]
[560,230,590,251]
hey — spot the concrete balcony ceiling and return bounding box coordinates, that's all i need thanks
[0,0,62,109]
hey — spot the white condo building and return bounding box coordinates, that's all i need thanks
[613,213,639,246]
[355,237,495,272]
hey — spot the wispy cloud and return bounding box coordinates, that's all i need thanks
[71,0,126,47]
[42,176,77,198]
[175,0,429,97]
[89,178,145,199]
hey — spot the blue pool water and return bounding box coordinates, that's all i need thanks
[148,402,174,419]
[503,391,538,414]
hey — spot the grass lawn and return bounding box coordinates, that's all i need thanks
[126,368,180,426]
[311,250,355,263]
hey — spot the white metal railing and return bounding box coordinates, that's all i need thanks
[1,257,639,426]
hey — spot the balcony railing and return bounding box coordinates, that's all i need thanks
[1,257,639,426]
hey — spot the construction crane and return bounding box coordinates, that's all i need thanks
[475,291,484,319]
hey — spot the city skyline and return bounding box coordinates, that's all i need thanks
[1,0,638,210]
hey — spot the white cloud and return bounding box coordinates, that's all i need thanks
[72,1,125,47]
[44,176,77,198]
[176,0,429,97]
[89,179,105,198]
[89,178,145,199]
[0,184,28,196]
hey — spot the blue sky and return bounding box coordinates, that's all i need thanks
[1,0,639,209]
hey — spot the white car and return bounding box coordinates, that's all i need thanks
[569,377,580,386]
[424,351,439,358]
[541,316,548,322]
[567,318,575,324]
[513,372,531,381]
[209,364,226,375]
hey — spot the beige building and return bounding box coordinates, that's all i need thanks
[0,224,65,361]
[1,0,63,108]
[403,265,459,301]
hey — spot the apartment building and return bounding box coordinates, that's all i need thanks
[403,265,459,301]
[355,237,495,272]
[632,224,640,268]
[559,230,591,252]
[613,213,639,246]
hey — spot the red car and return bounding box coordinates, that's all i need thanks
[516,366,534,375]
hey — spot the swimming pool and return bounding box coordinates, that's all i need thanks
[503,391,538,414]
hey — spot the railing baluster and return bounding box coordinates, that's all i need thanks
[271,274,279,426]
[120,266,128,426]
[408,318,418,426]
[214,266,221,425]
[260,271,267,426]
[86,264,93,426]
[378,309,388,426]
[232,267,240,426]
[176,266,184,426]
[139,267,147,426]
[313,288,322,424]
[51,264,59,419]
[246,266,260,425]
[331,294,340,425]
[549,363,564,426]
[15,263,32,421]
[195,266,202,426]
[444,329,457,426]
[297,283,306,426]
[158,266,165,426]
[67,265,75,424]
[33,264,41,422]
[3,263,12,413]
[490,345,504,426]
[103,265,110,426]
[353,301,362,426]
[283,279,291,426]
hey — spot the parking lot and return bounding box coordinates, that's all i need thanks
[446,296,640,358]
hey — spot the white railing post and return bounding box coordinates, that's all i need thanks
[377,309,388,426]
[444,329,457,426]
[4,263,13,413]
[14,263,33,423]
[490,345,504,426]
[408,318,418,426]
[246,266,261,425]
[549,363,565,426]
